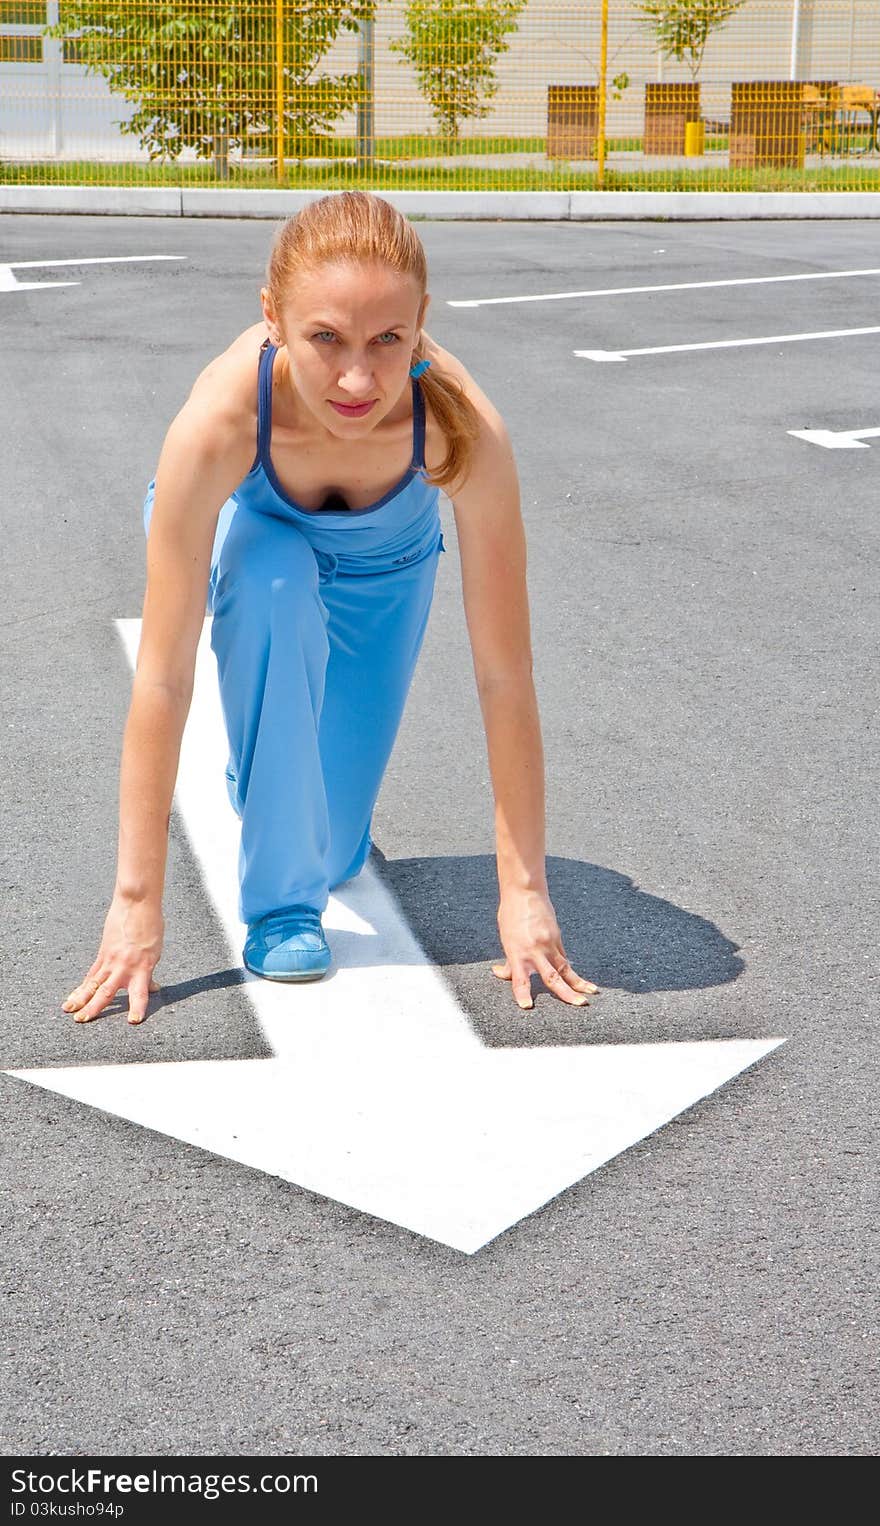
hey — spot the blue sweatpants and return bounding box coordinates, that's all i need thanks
[143,480,444,926]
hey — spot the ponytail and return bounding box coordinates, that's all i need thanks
[411,344,482,493]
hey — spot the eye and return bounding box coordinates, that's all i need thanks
[313,331,335,343]
[377,332,400,345]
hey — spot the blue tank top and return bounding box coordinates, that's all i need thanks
[226,339,442,570]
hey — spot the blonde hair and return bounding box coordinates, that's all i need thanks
[265,192,481,492]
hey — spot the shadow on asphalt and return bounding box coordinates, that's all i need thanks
[374,846,748,1048]
[375,847,743,993]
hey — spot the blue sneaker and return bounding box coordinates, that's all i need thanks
[243,905,331,982]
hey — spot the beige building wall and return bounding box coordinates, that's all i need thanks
[322,1,880,140]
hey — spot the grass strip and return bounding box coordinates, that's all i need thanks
[2,159,878,192]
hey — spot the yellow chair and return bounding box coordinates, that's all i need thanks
[827,84,880,155]
[801,83,833,154]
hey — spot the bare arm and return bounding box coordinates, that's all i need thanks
[115,403,250,898]
[443,365,599,1013]
[63,384,255,1023]
[450,408,547,898]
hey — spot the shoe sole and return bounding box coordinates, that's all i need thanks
[243,957,330,983]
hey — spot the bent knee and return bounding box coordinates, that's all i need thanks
[214,511,321,600]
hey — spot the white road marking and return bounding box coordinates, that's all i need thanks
[789,425,880,449]
[0,255,186,292]
[575,325,880,363]
[448,267,880,309]
[0,266,77,292]
[3,621,785,1254]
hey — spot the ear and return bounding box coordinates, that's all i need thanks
[260,286,285,347]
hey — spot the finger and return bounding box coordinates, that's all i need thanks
[542,955,601,998]
[536,958,591,1007]
[74,975,121,1024]
[63,965,105,1009]
[126,972,152,1026]
[63,968,108,1013]
[491,962,512,981]
[65,964,161,1011]
[511,968,534,1011]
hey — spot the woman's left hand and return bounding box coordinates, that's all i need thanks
[491,887,600,1011]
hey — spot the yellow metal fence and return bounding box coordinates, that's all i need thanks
[1,1,878,189]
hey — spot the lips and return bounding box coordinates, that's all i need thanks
[330,399,377,417]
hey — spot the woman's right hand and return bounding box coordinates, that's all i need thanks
[62,894,164,1025]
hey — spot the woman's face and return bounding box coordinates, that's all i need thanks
[262,259,429,437]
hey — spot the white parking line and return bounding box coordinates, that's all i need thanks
[448,267,880,309]
[0,255,186,292]
[575,325,880,362]
[6,255,187,269]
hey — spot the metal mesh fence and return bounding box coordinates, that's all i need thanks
[1,2,878,189]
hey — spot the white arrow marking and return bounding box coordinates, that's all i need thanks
[575,324,880,363]
[3,621,785,1254]
[0,266,78,292]
[449,266,880,308]
[0,255,186,293]
[789,425,880,449]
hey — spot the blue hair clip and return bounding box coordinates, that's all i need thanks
[409,358,431,379]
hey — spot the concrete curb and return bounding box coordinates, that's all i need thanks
[2,186,880,220]
[568,190,880,219]
[0,185,183,216]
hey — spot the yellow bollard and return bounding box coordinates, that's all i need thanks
[684,120,705,156]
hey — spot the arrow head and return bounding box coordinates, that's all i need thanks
[5,1037,784,1254]
[0,265,80,293]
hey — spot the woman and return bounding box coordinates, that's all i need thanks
[62,192,599,1023]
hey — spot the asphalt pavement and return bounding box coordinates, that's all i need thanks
[1,213,877,1456]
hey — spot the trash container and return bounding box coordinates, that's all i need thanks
[644,82,701,155]
[547,84,599,160]
[730,81,807,168]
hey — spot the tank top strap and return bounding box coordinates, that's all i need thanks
[254,338,275,471]
[411,376,426,470]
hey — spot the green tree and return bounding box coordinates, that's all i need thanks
[634,0,747,81]
[46,2,379,175]
[389,0,528,140]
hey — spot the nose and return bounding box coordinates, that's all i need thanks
[338,359,374,394]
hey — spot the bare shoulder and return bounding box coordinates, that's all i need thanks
[161,320,267,471]
[150,321,269,525]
